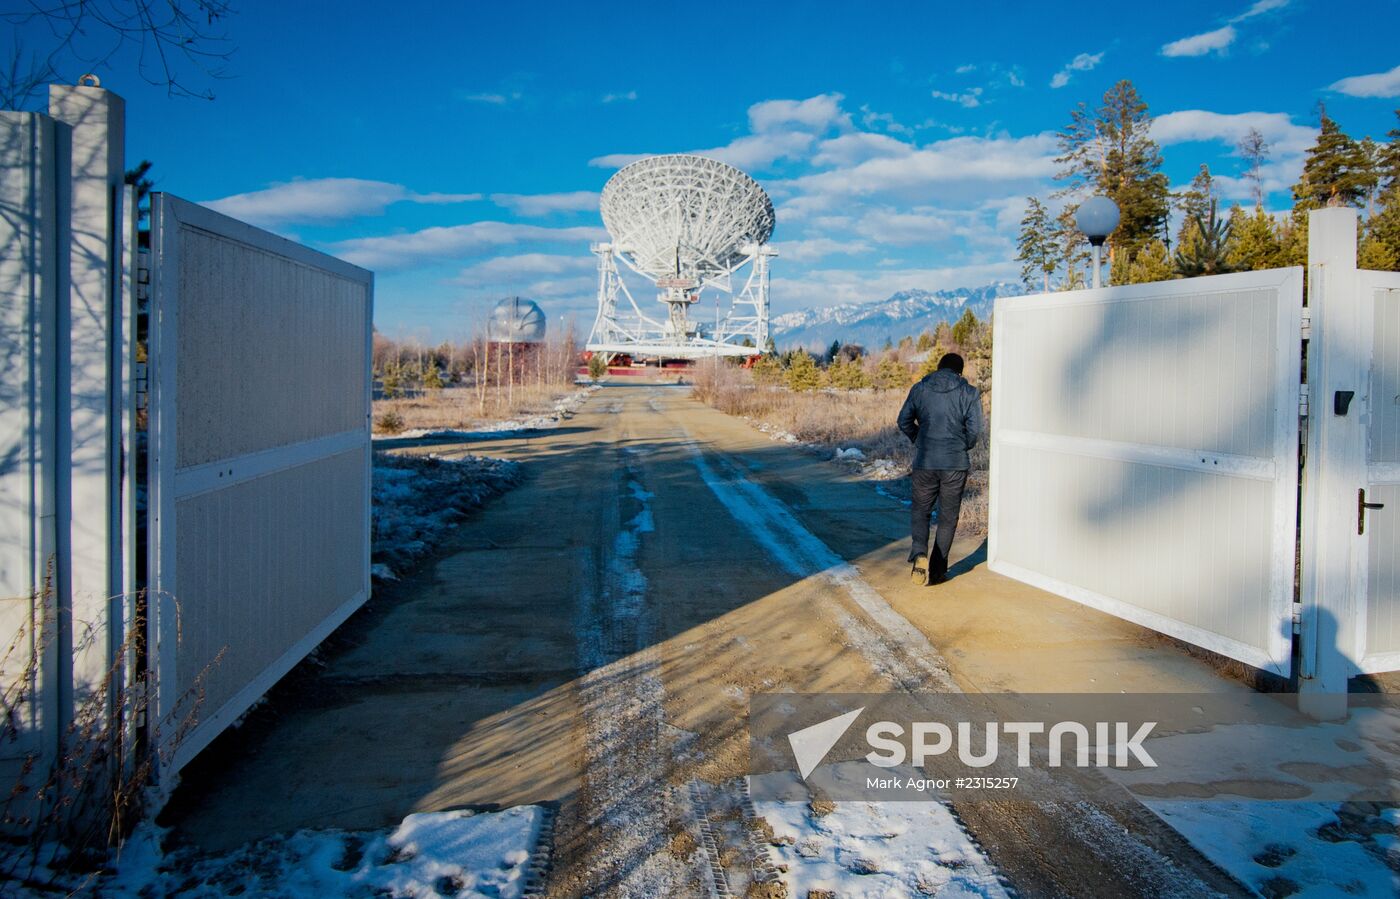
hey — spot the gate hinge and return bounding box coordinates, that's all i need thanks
[1301,307,1311,340]
[1291,605,1302,634]
[1299,383,1309,419]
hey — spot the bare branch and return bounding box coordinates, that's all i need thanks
[2,0,236,109]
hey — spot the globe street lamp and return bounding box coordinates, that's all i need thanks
[1075,196,1120,289]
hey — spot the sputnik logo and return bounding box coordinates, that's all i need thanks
[787,707,864,779]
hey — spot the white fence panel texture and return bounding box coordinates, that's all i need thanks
[990,268,1303,675]
[0,112,60,764]
[1359,270,1400,672]
[148,195,372,774]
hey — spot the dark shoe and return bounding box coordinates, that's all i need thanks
[911,554,930,586]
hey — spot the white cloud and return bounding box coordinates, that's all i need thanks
[772,237,872,263]
[1230,0,1289,22]
[331,222,606,270]
[491,191,600,216]
[602,90,637,103]
[1329,65,1400,98]
[589,130,817,172]
[787,132,1059,200]
[589,93,849,171]
[1161,25,1237,57]
[204,178,479,227]
[955,63,977,74]
[747,93,851,133]
[462,91,522,105]
[810,132,912,168]
[1151,109,1315,155]
[1050,51,1103,89]
[931,87,983,108]
[588,152,649,168]
[453,252,596,287]
[859,105,915,137]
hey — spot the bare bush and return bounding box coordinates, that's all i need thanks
[692,357,993,536]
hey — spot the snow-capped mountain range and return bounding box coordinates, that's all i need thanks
[771,281,1027,351]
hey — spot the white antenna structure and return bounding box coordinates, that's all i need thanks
[587,154,777,359]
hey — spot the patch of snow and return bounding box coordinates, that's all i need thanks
[755,798,1008,898]
[1148,801,1400,898]
[102,806,545,898]
[834,447,866,462]
[372,453,520,579]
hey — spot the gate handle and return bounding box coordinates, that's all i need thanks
[1360,488,1386,535]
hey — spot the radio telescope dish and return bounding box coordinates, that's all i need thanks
[587,155,777,360]
[601,154,775,282]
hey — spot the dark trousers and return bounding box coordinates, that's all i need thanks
[909,469,968,580]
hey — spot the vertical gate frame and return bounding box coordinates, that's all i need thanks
[1298,208,1365,712]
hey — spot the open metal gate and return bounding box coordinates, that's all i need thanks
[147,195,373,775]
[990,267,1304,676]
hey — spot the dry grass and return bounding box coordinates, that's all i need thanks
[373,382,580,434]
[692,360,991,536]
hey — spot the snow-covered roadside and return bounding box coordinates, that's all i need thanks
[753,798,1009,898]
[89,805,549,898]
[372,452,521,581]
[373,384,599,442]
[745,417,909,483]
[1147,802,1400,898]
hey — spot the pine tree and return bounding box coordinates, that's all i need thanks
[873,355,907,390]
[422,359,444,391]
[381,361,403,399]
[1052,205,1091,288]
[751,355,784,385]
[1237,128,1271,209]
[784,352,821,392]
[1127,240,1174,283]
[1173,199,1241,277]
[916,331,934,351]
[1017,197,1056,291]
[1176,165,1215,248]
[1293,111,1371,210]
[1227,205,1285,271]
[1055,80,1171,261]
[827,339,841,363]
[951,309,979,347]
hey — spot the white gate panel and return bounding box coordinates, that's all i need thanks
[149,195,372,774]
[1357,270,1400,672]
[990,268,1303,674]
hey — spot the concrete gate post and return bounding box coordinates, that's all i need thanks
[1298,207,1363,720]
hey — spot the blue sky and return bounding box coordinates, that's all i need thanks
[14,0,1400,339]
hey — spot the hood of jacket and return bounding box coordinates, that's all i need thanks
[921,368,966,393]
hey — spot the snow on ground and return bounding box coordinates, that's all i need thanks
[373,385,598,442]
[745,418,908,482]
[372,452,521,580]
[754,798,1009,898]
[95,806,545,898]
[1148,801,1400,898]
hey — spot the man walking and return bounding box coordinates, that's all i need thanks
[897,353,982,585]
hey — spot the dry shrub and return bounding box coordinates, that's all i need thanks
[692,359,993,536]
[373,382,577,434]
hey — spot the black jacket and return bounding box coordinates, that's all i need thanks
[897,369,983,471]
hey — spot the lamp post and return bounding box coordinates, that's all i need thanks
[1075,196,1120,289]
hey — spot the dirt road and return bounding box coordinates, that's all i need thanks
[166,385,1250,897]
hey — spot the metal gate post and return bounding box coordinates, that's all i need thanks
[1299,207,1364,719]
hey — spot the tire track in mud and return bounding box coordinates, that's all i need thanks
[659,396,1250,898]
[553,400,701,898]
